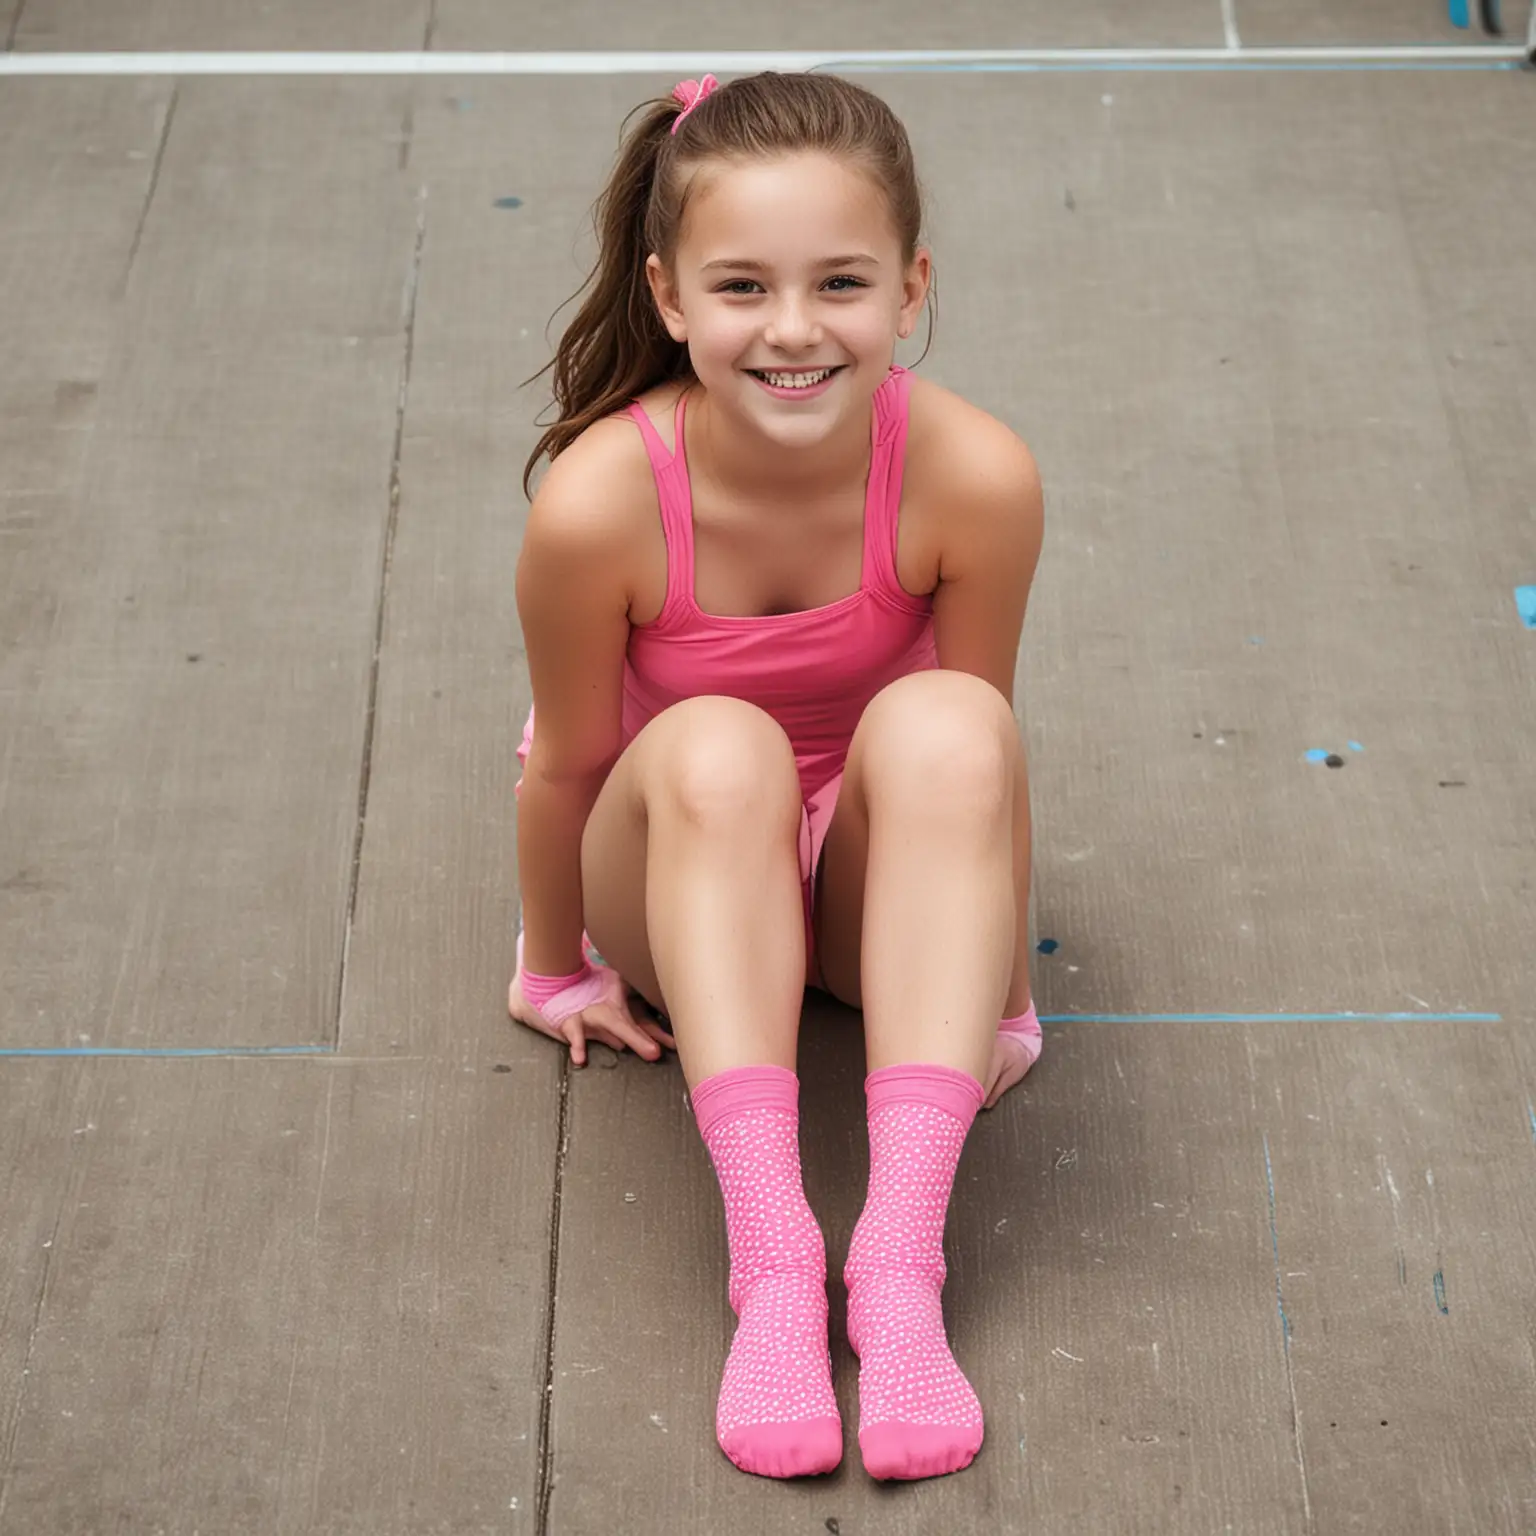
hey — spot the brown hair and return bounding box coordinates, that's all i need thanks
[520,70,936,499]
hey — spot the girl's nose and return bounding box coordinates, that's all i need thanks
[764,296,821,350]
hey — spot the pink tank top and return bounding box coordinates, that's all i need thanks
[519,366,937,800]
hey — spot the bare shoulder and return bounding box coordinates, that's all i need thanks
[526,403,661,551]
[905,372,1041,497]
[521,401,673,627]
[901,374,1043,587]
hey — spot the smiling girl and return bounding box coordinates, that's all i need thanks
[511,72,1045,1482]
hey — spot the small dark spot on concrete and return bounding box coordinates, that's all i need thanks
[1324,754,1344,768]
[1063,187,1075,211]
[1380,1420,1388,1427]
[1219,357,1229,365]
[1330,1421,1337,1428]
[494,196,524,210]
[1037,938,1059,954]
[2,868,50,894]
[1193,731,1203,739]
[492,1063,512,1073]
[1438,780,1466,788]
[54,380,98,410]
[825,1521,841,1535]
[431,689,442,699]
[186,653,202,663]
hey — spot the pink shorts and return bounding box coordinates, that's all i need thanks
[798,770,844,986]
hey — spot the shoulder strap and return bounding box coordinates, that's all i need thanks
[861,367,918,600]
[623,395,695,623]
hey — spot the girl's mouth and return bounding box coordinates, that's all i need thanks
[746,366,845,399]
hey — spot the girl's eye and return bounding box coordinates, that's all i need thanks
[716,276,868,295]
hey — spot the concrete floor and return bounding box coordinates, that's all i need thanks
[2,3,1534,1532]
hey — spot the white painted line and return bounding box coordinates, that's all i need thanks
[1221,0,1242,50]
[0,45,1528,76]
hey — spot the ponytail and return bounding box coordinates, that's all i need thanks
[520,97,690,499]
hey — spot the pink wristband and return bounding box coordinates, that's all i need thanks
[516,932,617,1028]
[998,1000,1043,1069]
[521,964,590,1011]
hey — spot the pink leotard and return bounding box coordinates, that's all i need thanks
[518,364,937,795]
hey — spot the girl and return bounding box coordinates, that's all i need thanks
[509,71,1045,1483]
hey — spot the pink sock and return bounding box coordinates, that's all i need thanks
[845,1063,986,1480]
[691,1065,841,1478]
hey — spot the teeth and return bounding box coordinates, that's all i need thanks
[758,368,833,389]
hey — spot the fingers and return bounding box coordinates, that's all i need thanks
[565,1014,588,1067]
[585,1003,664,1061]
[643,1019,678,1052]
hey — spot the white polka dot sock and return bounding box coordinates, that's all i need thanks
[845,1063,986,1481]
[691,1065,842,1478]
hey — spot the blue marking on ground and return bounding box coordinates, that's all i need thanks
[1038,1012,1500,1024]
[0,1045,333,1058]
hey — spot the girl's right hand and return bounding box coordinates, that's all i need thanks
[508,945,675,1067]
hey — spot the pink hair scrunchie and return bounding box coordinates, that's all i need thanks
[670,73,719,135]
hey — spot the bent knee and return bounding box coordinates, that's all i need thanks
[644,696,801,830]
[861,670,1017,807]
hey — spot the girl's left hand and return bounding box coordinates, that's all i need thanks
[982,1032,1037,1110]
[507,960,675,1065]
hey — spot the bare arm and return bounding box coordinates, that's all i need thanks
[514,443,634,978]
[930,421,1045,1042]
[930,425,1044,696]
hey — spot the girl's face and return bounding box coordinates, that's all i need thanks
[647,153,930,449]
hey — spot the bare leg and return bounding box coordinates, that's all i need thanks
[581,695,808,1085]
[813,669,1023,1078]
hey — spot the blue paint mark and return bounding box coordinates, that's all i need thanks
[1263,1134,1292,1353]
[1515,586,1536,628]
[1527,1100,1536,1144]
[1037,938,1059,955]
[1248,636,1265,645]
[1039,1012,1501,1023]
[1433,1270,1449,1314]
[1449,0,1471,25]
[1305,748,1330,763]
[1348,741,1364,753]
[0,1045,333,1058]
[493,196,524,210]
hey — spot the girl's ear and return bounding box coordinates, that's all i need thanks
[897,247,932,341]
[646,254,688,343]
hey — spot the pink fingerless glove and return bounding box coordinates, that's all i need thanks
[985,1001,1043,1108]
[998,1000,1042,1069]
[515,932,623,1033]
